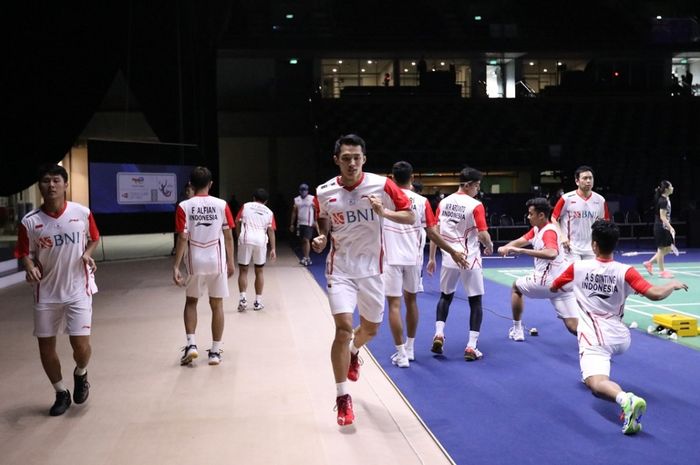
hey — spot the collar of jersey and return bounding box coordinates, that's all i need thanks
[596,257,613,262]
[576,190,593,201]
[41,201,68,219]
[337,173,365,191]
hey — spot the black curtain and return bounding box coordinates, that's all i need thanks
[2,0,232,197]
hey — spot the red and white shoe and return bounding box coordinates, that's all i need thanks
[335,394,355,426]
[659,270,674,279]
[348,352,362,382]
[642,261,653,276]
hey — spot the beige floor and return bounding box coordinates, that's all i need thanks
[0,245,454,465]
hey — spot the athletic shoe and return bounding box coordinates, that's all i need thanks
[305,258,312,266]
[73,370,90,404]
[508,325,525,342]
[207,349,222,365]
[253,301,264,311]
[620,393,646,435]
[237,298,247,312]
[659,270,674,279]
[406,346,415,361]
[348,352,362,381]
[335,394,355,426]
[390,351,410,368]
[431,334,445,354]
[49,390,71,416]
[180,344,198,365]
[642,261,653,276]
[464,346,483,361]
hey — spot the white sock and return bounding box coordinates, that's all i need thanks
[186,334,196,346]
[52,381,67,392]
[395,344,406,356]
[349,341,360,355]
[513,320,522,329]
[467,330,480,348]
[435,321,445,335]
[336,381,349,397]
[211,341,222,353]
[74,366,87,376]
[615,391,629,405]
[406,337,415,351]
[255,295,263,303]
[240,292,247,301]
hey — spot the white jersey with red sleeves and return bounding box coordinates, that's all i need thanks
[384,189,436,266]
[236,201,276,248]
[15,201,100,304]
[435,192,488,269]
[522,222,567,285]
[552,190,610,256]
[176,195,234,275]
[551,258,652,346]
[314,172,411,278]
[294,194,316,227]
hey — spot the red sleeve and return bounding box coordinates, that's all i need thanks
[541,230,559,252]
[223,205,234,229]
[175,204,187,233]
[473,204,487,231]
[235,205,244,222]
[603,202,610,220]
[625,267,653,294]
[551,263,575,290]
[424,201,437,227]
[270,215,277,230]
[14,223,29,258]
[313,195,321,217]
[87,212,100,241]
[551,197,565,220]
[383,178,411,211]
[522,227,535,241]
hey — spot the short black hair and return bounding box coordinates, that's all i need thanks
[333,134,366,156]
[392,161,413,185]
[189,166,212,190]
[575,165,594,180]
[253,188,269,202]
[38,163,68,183]
[591,219,619,254]
[526,197,552,217]
[459,166,482,184]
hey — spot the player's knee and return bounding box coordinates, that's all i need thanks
[564,318,578,335]
[334,326,353,343]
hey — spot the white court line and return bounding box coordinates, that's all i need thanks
[627,296,700,318]
[624,306,656,318]
[672,270,700,278]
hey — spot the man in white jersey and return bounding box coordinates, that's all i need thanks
[236,188,277,311]
[173,166,235,366]
[551,165,610,261]
[551,220,687,435]
[15,164,100,416]
[311,134,414,426]
[290,183,316,266]
[498,197,578,341]
[427,167,494,361]
[384,161,468,368]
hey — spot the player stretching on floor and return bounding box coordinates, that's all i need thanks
[550,220,687,434]
[498,197,578,341]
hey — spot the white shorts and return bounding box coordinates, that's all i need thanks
[515,275,579,319]
[440,266,484,297]
[34,297,93,337]
[579,339,631,380]
[238,243,267,266]
[384,264,422,296]
[326,274,385,323]
[186,273,229,299]
[566,250,595,262]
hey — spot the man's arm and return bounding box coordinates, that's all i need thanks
[172,232,188,286]
[550,197,569,252]
[223,228,235,277]
[478,230,494,256]
[81,212,100,272]
[267,226,277,261]
[367,194,415,224]
[311,217,330,253]
[643,281,688,300]
[289,204,298,233]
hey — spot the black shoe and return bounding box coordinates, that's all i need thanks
[73,370,90,404]
[49,390,72,416]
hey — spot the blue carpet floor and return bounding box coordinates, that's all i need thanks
[301,246,700,465]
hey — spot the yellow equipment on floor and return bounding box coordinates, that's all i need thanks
[652,314,699,337]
